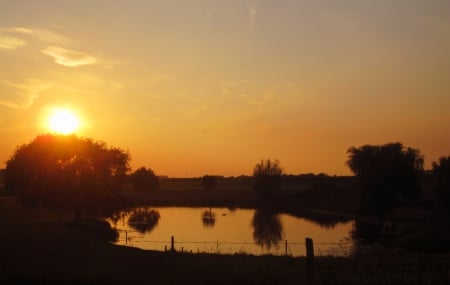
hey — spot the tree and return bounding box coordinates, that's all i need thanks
[432,156,450,211]
[5,134,130,217]
[346,142,424,214]
[253,159,284,198]
[130,167,160,192]
[201,175,217,191]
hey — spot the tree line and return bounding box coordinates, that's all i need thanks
[3,134,450,218]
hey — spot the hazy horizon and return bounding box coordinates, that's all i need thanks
[1,1,449,177]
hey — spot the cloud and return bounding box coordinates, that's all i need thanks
[188,104,209,116]
[248,6,256,27]
[0,26,32,34]
[0,79,53,109]
[0,26,112,67]
[0,26,71,47]
[177,93,209,116]
[42,46,96,67]
[120,116,138,124]
[10,27,33,34]
[241,93,275,105]
[32,28,71,45]
[142,93,165,100]
[0,26,28,49]
[0,36,27,50]
[178,93,204,104]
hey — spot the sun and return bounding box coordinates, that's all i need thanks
[47,108,80,135]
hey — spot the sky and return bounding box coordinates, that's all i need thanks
[0,0,449,177]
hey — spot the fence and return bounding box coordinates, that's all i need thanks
[114,229,354,257]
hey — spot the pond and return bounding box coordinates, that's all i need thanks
[107,207,354,257]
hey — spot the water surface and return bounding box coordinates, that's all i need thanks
[108,207,354,256]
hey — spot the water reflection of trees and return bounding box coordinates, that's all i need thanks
[109,208,133,226]
[201,208,216,228]
[293,211,351,229]
[251,209,284,249]
[127,207,160,234]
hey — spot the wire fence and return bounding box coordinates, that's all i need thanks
[112,229,354,257]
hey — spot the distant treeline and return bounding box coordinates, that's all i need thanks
[159,173,355,182]
[162,173,353,185]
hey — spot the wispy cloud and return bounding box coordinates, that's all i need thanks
[206,11,212,21]
[0,36,27,50]
[241,93,275,105]
[0,79,53,109]
[32,28,71,45]
[0,26,32,34]
[177,93,209,116]
[10,27,33,34]
[0,26,116,67]
[120,116,138,124]
[222,86,230,95]
[178,93,204,104]
[248,6,256,28]
[42,46,96,67]
[188,104,209,116]
[0,26,71,46]
[147,72,172,84]
[142,93,165,100]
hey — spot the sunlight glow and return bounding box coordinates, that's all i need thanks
[47,108,80,135]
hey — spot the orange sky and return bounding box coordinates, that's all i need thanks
[1,1,449,177]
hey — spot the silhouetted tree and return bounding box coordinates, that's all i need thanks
[130,167,160,192]
[127,207,160,234]
[251,209,284,249]
[201,175,217,191]
[253,159,283,198]
[432,156,450,211]
[0,169,4,184]
[5,134,130,220]
[201,207,216,227]
[347,142,424,215]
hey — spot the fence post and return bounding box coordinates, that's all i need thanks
[305,237,314,283]
[171,235,175,252]
[125,231,128,245]
[285,240,288,255]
